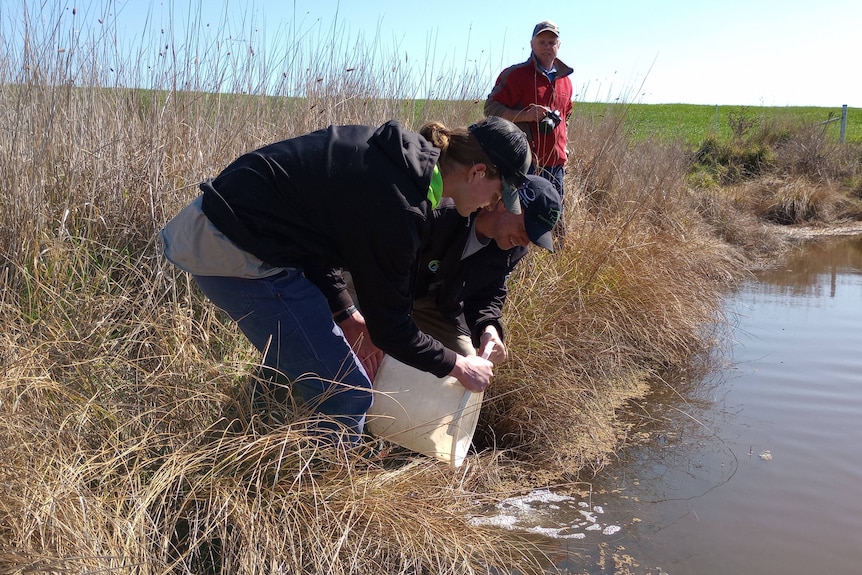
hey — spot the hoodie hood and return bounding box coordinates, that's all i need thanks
[371,120,441,201]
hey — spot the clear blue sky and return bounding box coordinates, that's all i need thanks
[3,0,860,107]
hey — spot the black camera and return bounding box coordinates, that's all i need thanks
[538,109,562,135]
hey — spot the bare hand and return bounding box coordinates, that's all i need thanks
[449,354,494,393]
[479,326,507,364]
[338,311,384,381]
[523,103,551,123]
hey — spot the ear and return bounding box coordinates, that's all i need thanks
[468,163,488,182]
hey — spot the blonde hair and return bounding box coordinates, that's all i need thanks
[419,121,500,179]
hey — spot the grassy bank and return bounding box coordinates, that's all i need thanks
[3,4,862,574]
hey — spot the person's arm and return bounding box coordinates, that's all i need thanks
[349,227,496,393]
[485,98,550,124]
[484,65,550,124]
[336,309,384,381]
[462,246,528,363]
[342,202,458,375]
[303,264,354,314]
[478,324,506,365]
[464,275,507,344]
[464,283,508,365]
[448,353,495,393]
[304,265,384,380]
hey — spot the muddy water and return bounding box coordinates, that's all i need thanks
[474,235,862,574]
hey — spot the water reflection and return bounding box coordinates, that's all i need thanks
[581,235,862,575]
[489,236,862,575]
[754,235,862,296]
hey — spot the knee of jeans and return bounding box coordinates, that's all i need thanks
[353,388,374,415]
[296,378,371,417]
[328,385,373,417]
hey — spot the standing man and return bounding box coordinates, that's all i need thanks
[485,20,573,201]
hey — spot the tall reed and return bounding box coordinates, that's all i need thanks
[0,4,549,573]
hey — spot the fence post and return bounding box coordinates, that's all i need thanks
[840,104,847,144]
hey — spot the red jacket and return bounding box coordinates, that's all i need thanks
[485,54,573,168]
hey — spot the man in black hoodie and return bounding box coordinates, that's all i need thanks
[339,174,562,366]
[417,174,561,362]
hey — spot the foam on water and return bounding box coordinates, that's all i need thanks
[468,488,622,540]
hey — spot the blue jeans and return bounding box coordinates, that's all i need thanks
[530,164,565,200]
[192,269,372,443]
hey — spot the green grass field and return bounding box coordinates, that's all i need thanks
[120,89,862,149]
[572,102,861,146]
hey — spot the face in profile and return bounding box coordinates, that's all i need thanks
[476,201,530,250]
[452,164,502,217]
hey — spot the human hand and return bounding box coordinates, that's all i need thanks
[449,353,494,393]
[338,311,384,381]
[526,103,552,122]
[479,326,507,364]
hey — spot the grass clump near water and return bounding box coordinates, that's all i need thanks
[3,3,862,573]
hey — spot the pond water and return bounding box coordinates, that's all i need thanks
[474,235,862,574]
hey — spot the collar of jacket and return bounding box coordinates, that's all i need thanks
[529,53,574,79]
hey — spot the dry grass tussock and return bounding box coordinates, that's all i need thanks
[479,118,748,477]
[0,244,548,573]
[688,111,862,245]
[1,356,549,574]
[0,7,549,573]
[3,4,861,573]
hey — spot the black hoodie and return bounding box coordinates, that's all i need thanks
[200,120,457,377]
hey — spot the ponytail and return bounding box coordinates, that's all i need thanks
[419,121,451,150]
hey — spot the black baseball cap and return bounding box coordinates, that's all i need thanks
[469,116,532,215]
[520,175,562,252]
